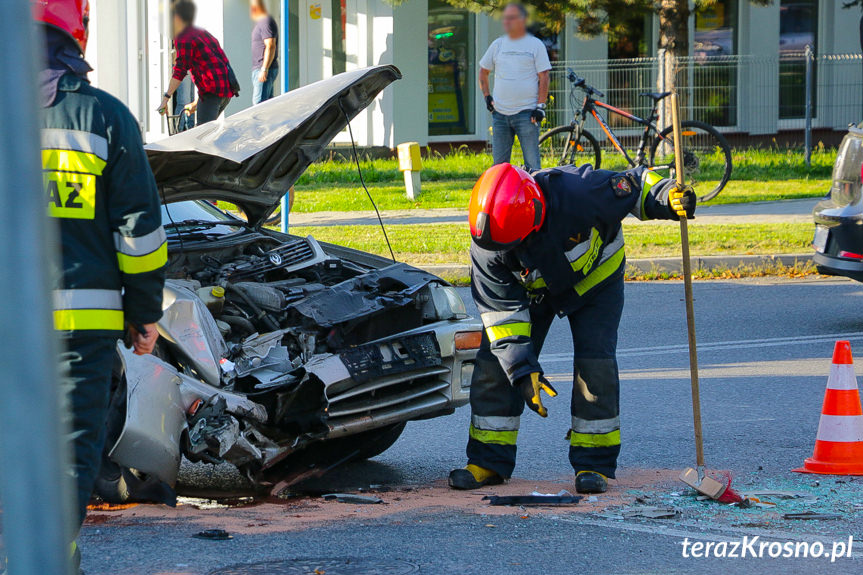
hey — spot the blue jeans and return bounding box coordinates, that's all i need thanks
[252,66,279,105]
[173,75,196,131]
[491,109,542,172]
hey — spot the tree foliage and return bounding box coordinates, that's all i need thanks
[433,0,770,56]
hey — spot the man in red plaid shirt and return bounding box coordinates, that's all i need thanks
[158,0,237,125]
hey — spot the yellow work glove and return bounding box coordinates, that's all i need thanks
[518,372,558,418]
[669,184,696,219]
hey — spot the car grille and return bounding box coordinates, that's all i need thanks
[324,332,453,433]
[230,236,322,279]
[271,236,316,267]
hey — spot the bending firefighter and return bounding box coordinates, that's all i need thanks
[449,162,695,494]
[35,0,166,570]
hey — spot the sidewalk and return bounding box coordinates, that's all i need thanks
[288,198,820,227]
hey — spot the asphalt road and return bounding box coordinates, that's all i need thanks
[79,277,863,575]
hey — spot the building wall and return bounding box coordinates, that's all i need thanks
[87,0,863,147]
[390,0,428,146]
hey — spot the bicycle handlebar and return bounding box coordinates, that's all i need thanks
[566,68,605,98]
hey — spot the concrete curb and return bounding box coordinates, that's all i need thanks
[624,253,813,275]
[420,253,814,280]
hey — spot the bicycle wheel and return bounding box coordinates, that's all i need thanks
[539,125,601,169]
[648,120,732,203]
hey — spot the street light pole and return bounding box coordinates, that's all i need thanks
[0,2,75,574]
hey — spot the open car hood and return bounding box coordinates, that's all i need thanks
[145,65,401,226]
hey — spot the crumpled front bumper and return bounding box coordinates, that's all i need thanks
[306,318,481,439]
[109,317,481,484]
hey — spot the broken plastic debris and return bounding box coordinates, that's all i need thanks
[742,490,817,502]
[783,511,841,521]
[530,489,574,497]
[322,493,383,504]
[192,529,233,540]
[177,497,229,510]
[737,497,775,509]
[600,505,679,520]
[484,493,582,506]
[219,357,235,373]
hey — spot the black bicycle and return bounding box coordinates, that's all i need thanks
[539,69,733,202]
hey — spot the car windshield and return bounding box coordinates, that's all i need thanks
[160,201,246,238]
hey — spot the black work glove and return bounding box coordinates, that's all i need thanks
[485,94,495,112]
[530,107,546,124]
[669,184,697,220]
[517,372,558,418]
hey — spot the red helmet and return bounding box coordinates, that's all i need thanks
[469,163,546,250]
[32,0,90,53]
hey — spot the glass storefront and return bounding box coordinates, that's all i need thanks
[331,0,347,76]
[779,0,818,119]
[606,14,654,127]
[693,0,738,127]
[427,0,476,136]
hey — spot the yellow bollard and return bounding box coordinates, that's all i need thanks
[397,142,423,200]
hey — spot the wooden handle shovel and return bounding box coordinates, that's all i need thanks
[670,93,728,499]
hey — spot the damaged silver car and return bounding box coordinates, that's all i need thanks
[95,66,481,503]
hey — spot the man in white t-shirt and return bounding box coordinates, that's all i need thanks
[479,3,551,171]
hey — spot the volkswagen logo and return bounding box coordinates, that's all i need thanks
[268,253,283,266]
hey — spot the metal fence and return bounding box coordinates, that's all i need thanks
[547,50,863,150]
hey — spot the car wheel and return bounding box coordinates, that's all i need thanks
[264,422,408,483]
[305,422,408,463]
[350,421,408,461]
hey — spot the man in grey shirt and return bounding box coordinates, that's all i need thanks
[250,0,279,105]
[479,3,551,171]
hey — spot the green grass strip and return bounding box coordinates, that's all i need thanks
[292,222,815,266]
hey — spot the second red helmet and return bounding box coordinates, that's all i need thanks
[469,163,546,250]
[32,0,91,53]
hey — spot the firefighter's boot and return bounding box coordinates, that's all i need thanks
[575,470,608,494]
[448,464,504,490]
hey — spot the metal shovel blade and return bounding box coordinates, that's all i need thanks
[679,467,727,499]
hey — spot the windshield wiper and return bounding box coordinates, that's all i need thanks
[164,219,224,231]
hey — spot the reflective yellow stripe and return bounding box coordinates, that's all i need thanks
[53,309,124,331]
[526,229,603,290]
[485,322,531,342]
[526,276,546,290]
[574,247,625,296]
[470,424,518,446]
[571,229,603,275]
[42,149,107,176]
[569,429,621,448]
[116,242,168,274]
[641,170,663,220]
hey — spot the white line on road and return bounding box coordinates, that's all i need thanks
[539,332,863,364]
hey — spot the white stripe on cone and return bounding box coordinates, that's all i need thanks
[816,414,863,443]
[827,364,859,391]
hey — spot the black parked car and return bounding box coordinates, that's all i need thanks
[813,123,863,280]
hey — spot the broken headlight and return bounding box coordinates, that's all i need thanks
[424,284,468,321]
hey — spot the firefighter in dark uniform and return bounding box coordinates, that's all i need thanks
[449,162,695,494]
[34,1,167,568]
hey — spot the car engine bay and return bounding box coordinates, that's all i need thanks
[143,231,468,476]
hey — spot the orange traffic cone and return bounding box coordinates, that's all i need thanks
[794,340,863,475]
